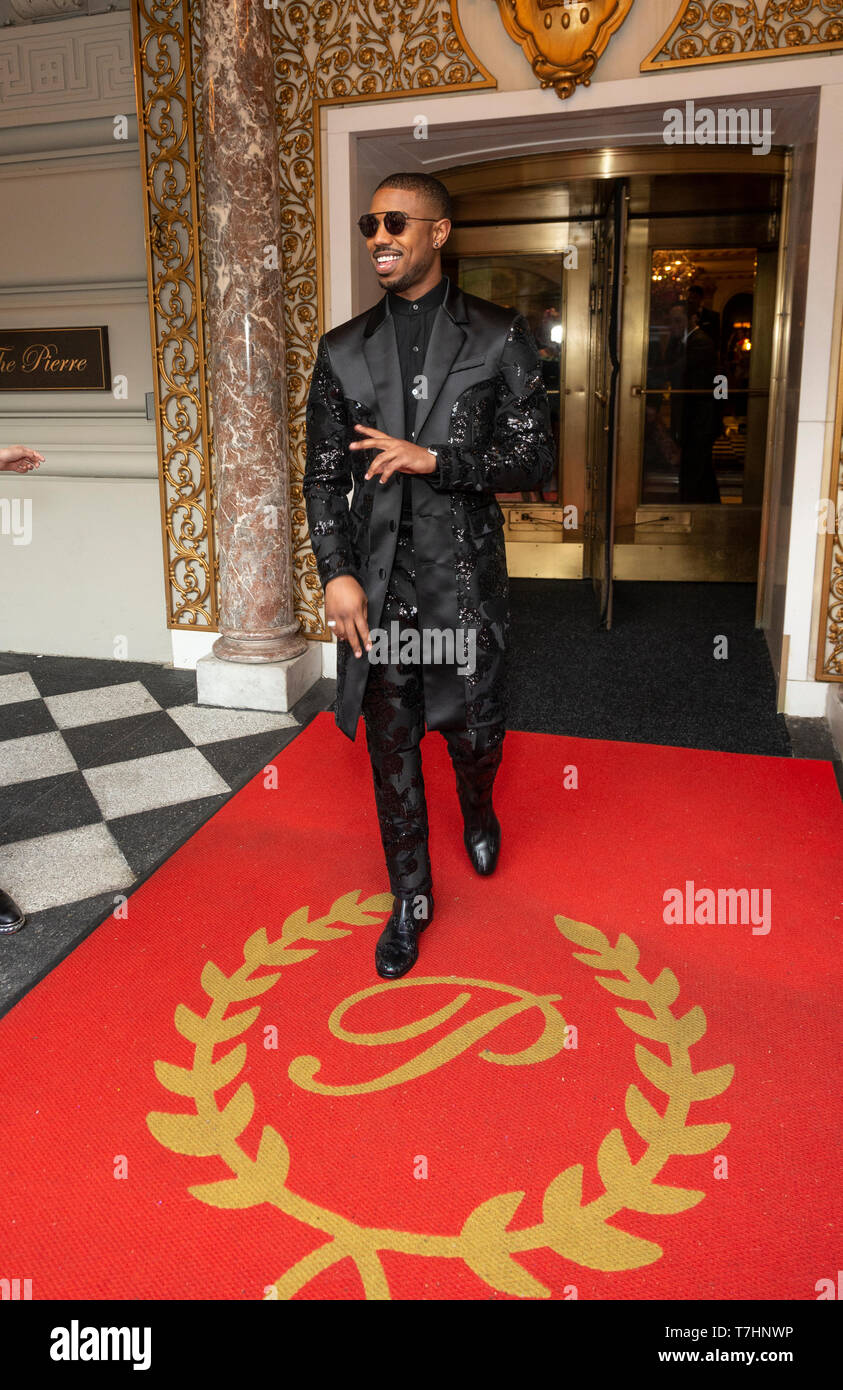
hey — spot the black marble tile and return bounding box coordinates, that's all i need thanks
[22,654,143,697]
[23,654,177,700]
[62,709,193,771]
[0,696,57,741]
[106,792,230,880]
[198,726,301,793]
[785,715,836,760]
[138,667,198,710]
[0,770,102,846]
[288,676,337,727]
[0,652,39,676]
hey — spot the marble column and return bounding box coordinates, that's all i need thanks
[198,0,307,672]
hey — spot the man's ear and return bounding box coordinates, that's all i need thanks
[433,218,451,249]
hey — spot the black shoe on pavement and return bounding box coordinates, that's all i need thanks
[0,888,26,935]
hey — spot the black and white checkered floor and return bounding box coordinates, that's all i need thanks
[0,652,334,1018]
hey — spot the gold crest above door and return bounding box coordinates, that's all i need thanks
[493,0,636,98]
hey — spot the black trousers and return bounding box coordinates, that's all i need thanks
[360,515,506,897]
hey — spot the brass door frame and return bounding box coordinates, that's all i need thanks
[757,155,792,629]
[439,147,788,212]
[585,179,628,628]
[444,222,593,579]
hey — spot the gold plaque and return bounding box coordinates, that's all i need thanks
[494,0,636,99]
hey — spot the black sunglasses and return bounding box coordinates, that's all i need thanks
[357,211,439,238]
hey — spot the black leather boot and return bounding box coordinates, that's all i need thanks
[0,887,26,935]
[462,806,501,877]
[375,887,434,979]
[446,727,504,876]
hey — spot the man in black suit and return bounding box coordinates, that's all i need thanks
[686,284,720,351]
[663,304,721,504]
[304,172,554,979]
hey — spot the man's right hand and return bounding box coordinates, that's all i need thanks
[325,575,372,658]
[0,445,44,473]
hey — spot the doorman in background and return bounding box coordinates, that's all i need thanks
[663,304,722,504]
[304,172,555,980]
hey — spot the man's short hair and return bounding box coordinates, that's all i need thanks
[372,172,452,223]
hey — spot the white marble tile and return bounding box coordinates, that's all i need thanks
[167,703,297,745]
[44,681,162,730]
[0,671,40,706]
[0,823,134,914]
[83,747,229,820]
[0,731,77,787]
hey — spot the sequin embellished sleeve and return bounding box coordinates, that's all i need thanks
[427,315,556,494]
[303,336,360,588]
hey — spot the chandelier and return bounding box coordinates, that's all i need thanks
[651,250,699,290]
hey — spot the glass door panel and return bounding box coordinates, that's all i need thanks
[640,246,764,506]
[442,252,563,503]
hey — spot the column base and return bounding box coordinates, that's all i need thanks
[196,640,321,713]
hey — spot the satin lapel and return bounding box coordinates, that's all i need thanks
[362,312,405,441]
[413,304,466,441]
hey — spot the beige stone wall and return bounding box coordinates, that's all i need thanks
[0,9,169,662]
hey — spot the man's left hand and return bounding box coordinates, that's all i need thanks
[350,424,436,484]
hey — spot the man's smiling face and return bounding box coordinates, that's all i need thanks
[365,186,449,297]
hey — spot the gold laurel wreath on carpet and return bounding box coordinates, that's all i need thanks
[147,891,734,1299]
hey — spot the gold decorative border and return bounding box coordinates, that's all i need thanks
[642,1,843,71]
[130,0,217,629]
[816,299,843,679]
[131,2,494,635]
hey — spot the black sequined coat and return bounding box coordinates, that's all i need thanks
[303,279,555,741]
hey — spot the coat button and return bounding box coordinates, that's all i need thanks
[378,567,386,579]
[389,519,396,531]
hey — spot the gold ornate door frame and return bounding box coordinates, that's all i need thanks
[643,1,843,70]
[816,300,843,680]
[130,0,494,638]
[131,0,214,629]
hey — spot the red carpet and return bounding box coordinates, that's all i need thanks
[1,712,840,1300]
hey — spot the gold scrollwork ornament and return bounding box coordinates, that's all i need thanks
[493,0,636,98]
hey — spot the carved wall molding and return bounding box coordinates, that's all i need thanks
[9,0,83,20]
[0,8,133,123]
[643,1,843,71]
[131,0,216,628]
[132,0,494,634]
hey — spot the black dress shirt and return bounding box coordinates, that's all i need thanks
[386,276,448,521]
